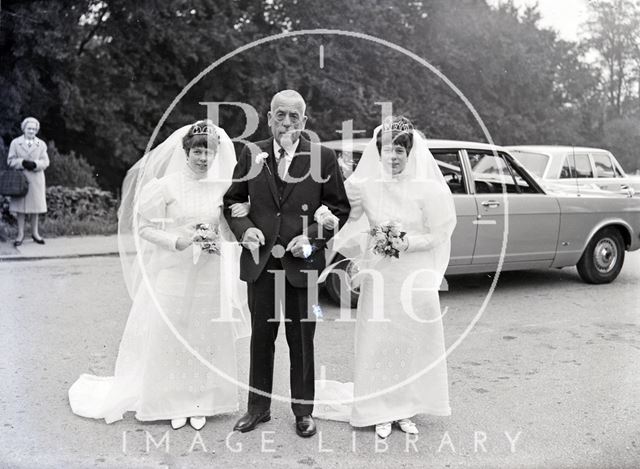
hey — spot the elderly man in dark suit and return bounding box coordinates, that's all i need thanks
[223,90,350,437]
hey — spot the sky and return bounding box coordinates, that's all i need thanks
[486,0,591,41]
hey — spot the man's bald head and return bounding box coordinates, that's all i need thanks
[268,90,308,146]
[270,90,306,115]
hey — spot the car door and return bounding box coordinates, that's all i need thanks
[465,149,561,265]
[432,149,476,265]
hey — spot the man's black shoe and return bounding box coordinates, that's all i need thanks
[233,410,271,433]
[295,415,317,437]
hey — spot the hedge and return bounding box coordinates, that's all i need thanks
[0,186,118,239]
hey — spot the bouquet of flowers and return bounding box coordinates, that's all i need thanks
[369,220,407,259]
[192,223,221,255]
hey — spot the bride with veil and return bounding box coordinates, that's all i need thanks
[68,120,250,430]
[315,116,457,438]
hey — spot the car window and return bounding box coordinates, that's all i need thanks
[336,150,354,178]
[501,153,538,193]
[560,156,573,178]
[337,150,363,179]
[591,152,615,178]
[510,151,549,178]
[560,153,592,178]
[574,154,593,178]
[468,151,508,193]
[613,162,624,177]
[468,151,518,194]
[432,150,466,194]
[467,150,537,194]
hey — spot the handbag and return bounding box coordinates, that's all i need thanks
[0,169,29,197]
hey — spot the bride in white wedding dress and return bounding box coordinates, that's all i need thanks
[68,121,250,430]
[315,116,456,438]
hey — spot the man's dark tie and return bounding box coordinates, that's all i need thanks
[273,148,286,195]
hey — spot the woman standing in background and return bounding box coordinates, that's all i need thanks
[7,117,49,246]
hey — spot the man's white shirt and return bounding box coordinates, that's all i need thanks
[273,138,300,177]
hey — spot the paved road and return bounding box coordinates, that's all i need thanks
[1,251,638,468]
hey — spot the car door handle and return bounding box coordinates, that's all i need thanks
[481,200,501,208]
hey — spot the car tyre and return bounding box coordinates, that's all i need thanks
[576,227,625,284]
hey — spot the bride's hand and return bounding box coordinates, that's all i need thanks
[230,202,250,217]
[314,205,339,230]
[175,237,193,251]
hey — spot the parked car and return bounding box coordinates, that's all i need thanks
[505,145,640,196]
[322,138,640,306]
[324,138,370,179]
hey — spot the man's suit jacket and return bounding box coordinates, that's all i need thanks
[223,136,350,288]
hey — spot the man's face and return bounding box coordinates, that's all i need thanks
[267,96,307,148]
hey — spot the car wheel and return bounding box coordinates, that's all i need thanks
[576,227,625,284]
[324,254,360,308]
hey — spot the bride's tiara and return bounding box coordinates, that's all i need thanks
[191,124,217,136]
[382,116,413,133]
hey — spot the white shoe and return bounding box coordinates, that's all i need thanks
[190,416,206,430]
[171,418,187,430]
[375,422,392,439]
[396,418,419,434]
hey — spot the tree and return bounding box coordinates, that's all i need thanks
[1,0,280,191]
[2,0,625,188]
[0,0,95,153]
[584,0,640,118]
[601,117,640,172]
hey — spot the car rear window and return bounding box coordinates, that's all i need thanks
[592,152,616,178]
[510,151,549,178]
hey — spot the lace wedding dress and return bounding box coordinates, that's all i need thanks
[69,125,248,423]
[315,125,456,426]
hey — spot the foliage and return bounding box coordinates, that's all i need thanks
[0,186,118,238]
[45,142,99,188]
[1,0,279,191]
[584,0,640,119]
[37,215,118,237]
[45,185,117,221]
[1,0,639,191]
[601,117,640,172]
[0,138,7,170]
[0,195,16,241]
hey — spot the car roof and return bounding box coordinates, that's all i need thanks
[505,145,623,179]
[323,138,508,152]
[322,138,370,151]
[505,145,611,155]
